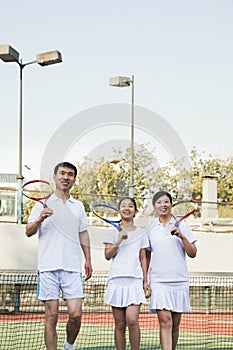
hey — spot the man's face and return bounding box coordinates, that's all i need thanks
[53,166,76,192]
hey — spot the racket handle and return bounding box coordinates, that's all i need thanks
[43,203,48,208]
[171,222,179,235]
[118,226,128,239]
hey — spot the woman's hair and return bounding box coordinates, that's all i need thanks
[118,196,138,211]
[152,191,172,206]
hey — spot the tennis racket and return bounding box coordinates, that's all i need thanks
[22,180,53,208]
[92,203,128,239]
[171,199,198,234]
[23,179,83,244]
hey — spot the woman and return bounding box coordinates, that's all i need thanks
[146,191,197,350]
[103,197,150,350]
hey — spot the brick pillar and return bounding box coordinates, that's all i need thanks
[201,175,218,220]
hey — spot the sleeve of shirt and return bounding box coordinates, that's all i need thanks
[79,202,89,232]
[144,224,152,251]
[141,230,150,249]
[103,228,118,245]
[27,202,43,223]
[180,222,197,243]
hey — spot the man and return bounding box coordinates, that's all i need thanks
[26,162,92,350]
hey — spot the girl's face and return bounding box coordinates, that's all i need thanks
[119,198,137,220]
[154,195,172,217]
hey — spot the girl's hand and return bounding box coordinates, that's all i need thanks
[143,282,151,298]
[119,229,128,240]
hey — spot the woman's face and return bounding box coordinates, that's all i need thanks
[119,198,137,220]
[154,195,172,217]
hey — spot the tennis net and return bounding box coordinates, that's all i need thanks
[0,271,232,349]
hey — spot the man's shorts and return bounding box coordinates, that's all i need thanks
[36,270,84,301]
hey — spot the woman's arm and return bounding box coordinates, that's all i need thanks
[140,248,150,294]
[146,249,151,270]
[172,227,197,258]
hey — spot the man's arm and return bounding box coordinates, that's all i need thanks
[25,207,53,237]
[79,230,92,280]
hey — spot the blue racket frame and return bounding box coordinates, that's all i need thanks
[92,203,122,232]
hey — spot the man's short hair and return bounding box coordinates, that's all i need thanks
[54,162,77,177]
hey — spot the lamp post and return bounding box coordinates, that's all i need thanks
[0,45,62,224]
[106,158,124,197]
[109,75,135,197]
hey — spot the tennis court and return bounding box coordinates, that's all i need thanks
[0,271,232,349]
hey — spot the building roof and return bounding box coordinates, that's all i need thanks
[0,174,17,183]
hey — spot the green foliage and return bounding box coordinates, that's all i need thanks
[22,198,35,224]
[22,145,233,220]
[72,145,158,213]
[190,147,233,202]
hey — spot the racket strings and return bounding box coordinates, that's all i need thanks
[23,183,52,200]
[172,201,197,221]
[94,207,119,222]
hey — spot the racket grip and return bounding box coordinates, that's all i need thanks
[118,226,128,239]
[171,222,179,235]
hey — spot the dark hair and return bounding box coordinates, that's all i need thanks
[152,191,172,206]
[54,162,77,177]
[118,196,138,211]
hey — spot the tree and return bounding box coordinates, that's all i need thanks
[190,147,233,202]
[72,144,158,213]
[22,146,233,221]
[72,146,233,215]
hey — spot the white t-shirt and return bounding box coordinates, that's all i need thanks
[146,217,197,283]
[28,194,88,273]
[103,227,149,280]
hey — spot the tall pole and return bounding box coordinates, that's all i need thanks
[17,61,24,224]
[0,45,62,224]
[129,75,134,198]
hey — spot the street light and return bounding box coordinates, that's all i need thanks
[0,44,62,224]
[109,75,135,198]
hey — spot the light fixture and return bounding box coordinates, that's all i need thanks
[0,44,62,223]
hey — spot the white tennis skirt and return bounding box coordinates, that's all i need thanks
[105,277,146,308]
[149,281,191,313]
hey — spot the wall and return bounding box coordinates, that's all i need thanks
[0,223,232,273]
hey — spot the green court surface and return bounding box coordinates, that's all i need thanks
[0,272,232,349]
[0,323,232,350]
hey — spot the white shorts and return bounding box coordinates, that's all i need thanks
[36,270,84,301]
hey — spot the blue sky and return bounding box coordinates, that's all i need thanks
[0,0,233,179]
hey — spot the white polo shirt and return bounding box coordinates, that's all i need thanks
[146,218,197,283]
[103,227,149,280]
[28,194,88,273]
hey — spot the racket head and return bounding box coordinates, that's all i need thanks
[172,199,198,224]
[22,180,53,206]
[92,203,122,231]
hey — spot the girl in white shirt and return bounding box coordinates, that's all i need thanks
[104,197,149,350]
[146,191,197,350]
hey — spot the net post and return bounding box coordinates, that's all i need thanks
[204,286,211,314]
[13,283,21,312]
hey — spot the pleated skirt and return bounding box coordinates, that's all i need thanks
[105,277,146,308]
[149,281,190,313]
